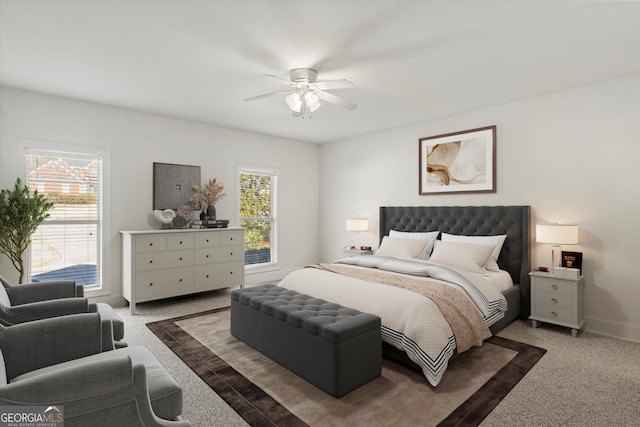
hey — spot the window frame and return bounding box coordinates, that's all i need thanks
[237,165,279,271]
[17,139,112,297]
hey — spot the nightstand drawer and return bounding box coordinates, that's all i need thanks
[534,292,573,308]
[536,278,572,295]
[533,304,572,323]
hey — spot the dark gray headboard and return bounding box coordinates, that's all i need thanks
[380,206,531,315]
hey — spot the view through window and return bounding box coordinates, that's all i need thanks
[26,150,103,288]
[239,168,277,267]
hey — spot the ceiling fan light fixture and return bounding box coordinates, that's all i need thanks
[285,92,302,112]
[304,90,321,112]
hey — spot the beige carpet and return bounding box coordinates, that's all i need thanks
[148,307,546,427]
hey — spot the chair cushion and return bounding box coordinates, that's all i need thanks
[11,346,182,421]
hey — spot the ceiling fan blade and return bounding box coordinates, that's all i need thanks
[320,91,358,111]
[244,90,291,102]
[265,74,295,85]
[315,79,355,90]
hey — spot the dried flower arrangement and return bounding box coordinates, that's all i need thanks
[191,178,226,208]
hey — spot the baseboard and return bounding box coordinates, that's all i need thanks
[585,316,640,343]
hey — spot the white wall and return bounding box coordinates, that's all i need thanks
[320,75,640,342]
[0,87,320,305]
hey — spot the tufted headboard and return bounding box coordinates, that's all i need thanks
[379,206,531,317]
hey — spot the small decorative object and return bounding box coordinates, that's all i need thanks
[0,178,54,283]
[172,216,186,229]
[419,126,496,195]
[192,178,226,219]
[176,205,194,223]
[153,209,176,227]
[561,251,583,274]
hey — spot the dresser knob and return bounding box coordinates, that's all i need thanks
[149,243,153,246]
[179,241,183,244]
[149,283,153,286]
[551,311,558,317]
[551,298,558,304]
[206,254,209,258]
[179,278,183,282]
[230,252,233,256]
[149,260,153,264]
[206,275,209,278]
[179,257,183,261]
[552,284,558,290]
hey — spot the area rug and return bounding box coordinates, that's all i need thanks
[147,308,546,427]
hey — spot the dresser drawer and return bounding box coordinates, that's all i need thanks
[167,234,194,250]
[535,278,572,295]
[135,267,194,300]
[533,304,572,323]
[220,231,243,246]
[194,261,244,290]
[534,291,573,309]
[195,246,243,264]
[136,235,166,253]
[195,233,220,248]
[135,250,194,271]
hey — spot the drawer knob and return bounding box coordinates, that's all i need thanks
[206,239,209,242]
[149,243,153,246]
[230,237,233,241]
[551,298,558,304]
[230,252,233,256]
[230,272,233,275]
[179,241,183,244]
[551,311,558,317]
[206,275,209,278]
[206,254,209,258]
[149,283,153,286]
[552,284,558,290]
[149,260,153,264]
[179,278,183,282]
[179,257,183,261]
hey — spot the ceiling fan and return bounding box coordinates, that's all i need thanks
[244,68,357,118]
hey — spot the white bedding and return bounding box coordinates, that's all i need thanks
[278,256,509,386]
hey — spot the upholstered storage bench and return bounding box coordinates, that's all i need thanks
[230,284,382,398]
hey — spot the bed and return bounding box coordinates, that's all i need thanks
[278,205,530,386]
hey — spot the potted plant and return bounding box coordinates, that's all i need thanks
[191,178,225,219]
[0,178,54,283]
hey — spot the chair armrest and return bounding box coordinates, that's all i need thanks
[0,357,191,427]
[2,298,89,324]
[5,280,79,305]
[0,313,113,381]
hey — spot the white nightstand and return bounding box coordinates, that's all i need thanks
[343,247,374,257]
[529,272,585,337]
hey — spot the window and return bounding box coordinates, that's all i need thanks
[25,148,104,289]
[239,168,277,267]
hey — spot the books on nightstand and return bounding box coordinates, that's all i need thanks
[192,219,229,229]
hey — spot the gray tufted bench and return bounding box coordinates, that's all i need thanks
[230,284,381,397]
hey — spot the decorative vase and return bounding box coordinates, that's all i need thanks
[206,204,216,220]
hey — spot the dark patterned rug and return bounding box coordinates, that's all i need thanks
[148,308,546,427]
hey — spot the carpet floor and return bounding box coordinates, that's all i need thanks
[147,307,546,427]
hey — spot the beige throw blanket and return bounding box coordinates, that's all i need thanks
[307,263,491,353]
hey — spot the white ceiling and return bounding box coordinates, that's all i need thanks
[1,1,639,144]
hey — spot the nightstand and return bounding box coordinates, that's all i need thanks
[529,272,585,337]
[343,248,374,257]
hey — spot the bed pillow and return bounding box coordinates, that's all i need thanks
[375,236,430,259]
[429,240,495,274]
[389,230,439,259]
[441,233,507,272]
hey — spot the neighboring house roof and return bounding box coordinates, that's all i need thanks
[29,158,97,185]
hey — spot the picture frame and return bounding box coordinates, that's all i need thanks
[419,125,496,195]
[153,162,201,210]
[561,251,583,274]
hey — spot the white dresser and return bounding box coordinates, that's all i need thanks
[121,228,244,314]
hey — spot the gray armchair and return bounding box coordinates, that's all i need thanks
[0,313,190,427]
[0,274,124,341]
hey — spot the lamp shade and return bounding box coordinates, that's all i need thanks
[346,218,368,232]
[536,224,579,244]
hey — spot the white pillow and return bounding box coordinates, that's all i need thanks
[375,236,429,259]
[429,240,495,274]
[441,233,507,272]
[389,230,439,259]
